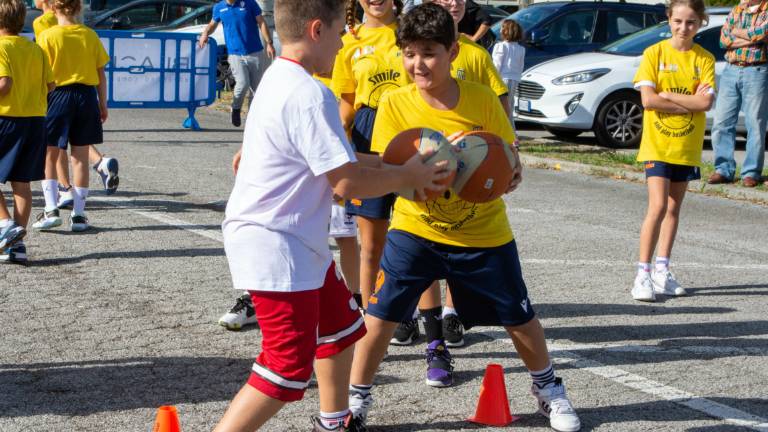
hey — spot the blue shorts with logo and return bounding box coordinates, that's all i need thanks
[644,161,700,183]
[367,230,536,329]
[0,116,46,183]
[345,105,395,220]
[46,84,103,149]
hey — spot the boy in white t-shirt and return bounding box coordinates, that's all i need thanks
[213,0,451,430]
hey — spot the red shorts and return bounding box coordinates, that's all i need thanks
[246,261,366,402]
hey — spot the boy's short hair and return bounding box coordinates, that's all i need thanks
[275,0,345,43]
[500,19,523,42]
[0,0,26,35]
[51,0,81,17]
[396,3,455,50]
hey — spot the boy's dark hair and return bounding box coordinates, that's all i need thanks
[396,3,455,50]
[276,0,346,43]
[500,19,522,42]
[0,0,26,35]
[52,0,81,17]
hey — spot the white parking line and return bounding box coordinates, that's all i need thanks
[97,197,768,431]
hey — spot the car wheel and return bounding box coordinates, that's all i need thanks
[216,58,236,92]
[594,91,643,149]
[545,126,582,140]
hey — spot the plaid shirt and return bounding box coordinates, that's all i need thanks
[720,0,768,64]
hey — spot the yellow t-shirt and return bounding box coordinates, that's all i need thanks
[371,80,516,248]
[37,24,110,87]
[33,11,57,40]
[453,35,508,97]
[633,40,716,166]
[0,36,53,117]
[331,23,408,110]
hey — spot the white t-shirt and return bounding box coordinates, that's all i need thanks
[492,41,525,81]
[222,58,356,292]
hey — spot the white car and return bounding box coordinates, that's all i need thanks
[515,14,731,148]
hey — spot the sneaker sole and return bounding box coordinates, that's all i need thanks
[445,338,465,348]
[0,228,26,249]
[219,320,244,331]
[536,408,581,432]
[425,378,452,388]
[389,335,416,346]
[32,219,63,230]
[632,295,655,302]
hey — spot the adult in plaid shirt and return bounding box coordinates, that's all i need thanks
[708,0,768,187]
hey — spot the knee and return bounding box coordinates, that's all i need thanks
[646,201,667,219]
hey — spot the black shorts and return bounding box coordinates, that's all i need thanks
[644,161,700,183]
[0,116,46,183]
[367,230,536,329]
[46,84,103,149]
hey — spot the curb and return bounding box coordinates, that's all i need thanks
[520,154,768,205]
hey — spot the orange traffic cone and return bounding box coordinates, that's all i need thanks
[468,364,519,426]
[152,406,181,432]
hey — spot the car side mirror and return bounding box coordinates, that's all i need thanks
[528,29,549,45]
[110,15,130,29]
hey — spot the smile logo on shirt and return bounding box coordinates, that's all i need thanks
[422,190,477,232]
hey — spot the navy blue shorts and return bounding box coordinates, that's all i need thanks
[644,161,700,183]
[367,230,536,329]
[345,105,395,219]
[0,116,46,183]
[46,84,103,149]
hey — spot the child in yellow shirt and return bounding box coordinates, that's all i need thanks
[0,0,55,263]
[33,0,111,232]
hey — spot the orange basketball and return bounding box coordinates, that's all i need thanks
[450,131,518,203]
[382,128,458,201]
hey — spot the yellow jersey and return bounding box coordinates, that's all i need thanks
[633,40,716,166]
[453,35,507,97]
[37,24,110,87]
[331,23,408,110]
[0,36,53,117]
[371,80,516,247]
[33,11,57,40]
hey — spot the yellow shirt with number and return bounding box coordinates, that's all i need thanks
[331,23,408,110]
[37,24,110,87]
[453,35,508,97]
[0,36,53,117]
[371,80,516,247]
[633,40,716,166]
[33,11,57,40]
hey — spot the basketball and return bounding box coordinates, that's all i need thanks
[450,131,518,203]
[382,128,458,201]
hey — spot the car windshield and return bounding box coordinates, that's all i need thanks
[167,5,209,26]
[600,23,671,56]
[491,4,560,35]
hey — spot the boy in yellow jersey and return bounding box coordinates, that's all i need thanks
[33,0,110,233]
[347,5,581,432]
[33,0,120,206]
[0,0,55,264]
[630,0,715,302]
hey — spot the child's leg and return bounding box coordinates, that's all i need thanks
[56,150,71,188]
[655,181,687,259]
[315,343,355,413]
[638,177,670,263]
[10,182,32,227]
[0,193,9,221]
[42,146,61,211]
[70,145,90,215]
[336,236,360,296]
[88,145,103,166]
[417,282,443,343]
[504,318,550,371]
[213,386,285,432]
[351,315,400,386]
[357,216,388,309]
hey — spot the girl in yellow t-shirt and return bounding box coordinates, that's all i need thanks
[331,0,406,317]
[630,0,715,302]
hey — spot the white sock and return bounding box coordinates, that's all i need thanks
[73,187,89,215]
[637,262,651,277]
[441,306,458,318]
[318,409,349,430]
[41,179,59,212]
[655,257,669,273]
[0,219,13,228]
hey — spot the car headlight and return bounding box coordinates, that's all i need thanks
[552,68,611,85]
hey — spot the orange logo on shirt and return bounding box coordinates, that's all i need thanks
[351,199,362,206]
[645,162,655,169]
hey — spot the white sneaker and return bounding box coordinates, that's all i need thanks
[631,272,655,302]
[218,294,257,330]
[32,209,63,230]
[70,213,90,232]
[531,378,581,432]
[348,388,373,424]
[652,271,686,296]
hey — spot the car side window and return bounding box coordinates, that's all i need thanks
[694,27,726,61]
[606,11,644,41]
[167,4,197,22]
[542,10,596,45]
[101,3,166,29]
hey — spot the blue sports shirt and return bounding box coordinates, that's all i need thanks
[213,0,264,56]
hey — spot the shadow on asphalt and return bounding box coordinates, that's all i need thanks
[536,303,738,318]
[30,247,225,267]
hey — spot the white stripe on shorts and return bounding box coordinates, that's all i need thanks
[317,315,365,345]
[251,362,310,390]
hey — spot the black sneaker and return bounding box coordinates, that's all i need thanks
[231,108,241,127]
[310,413,367,432]
[218,293,257,330]
[390,318,419,345]
[443,314,465,347]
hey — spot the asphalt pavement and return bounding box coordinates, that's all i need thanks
[1,107,766,432]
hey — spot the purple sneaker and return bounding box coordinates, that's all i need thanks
[425,340,453,387]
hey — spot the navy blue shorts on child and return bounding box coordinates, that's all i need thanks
[644,161,700,182]
[0,116,46,183]
[46,84,103,149]
[367,229,536,329]
[345,105,396,220]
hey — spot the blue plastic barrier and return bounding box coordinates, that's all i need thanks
[97,30,217,130]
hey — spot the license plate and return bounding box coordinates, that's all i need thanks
[518,99,531,112]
